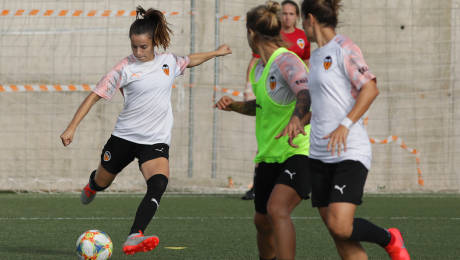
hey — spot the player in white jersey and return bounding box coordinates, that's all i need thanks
[60,6,231,256]
[300,0,410,259]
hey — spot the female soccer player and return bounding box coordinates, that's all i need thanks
[215,2,311,259]
[60,6,231,256]
[299,0,410,259]
[241,0,311,200]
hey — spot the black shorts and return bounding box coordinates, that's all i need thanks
[309,158,368,208]
[100,135,169,174]
[254,155,311,214]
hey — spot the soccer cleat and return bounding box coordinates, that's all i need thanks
[241,187,255,200]
[385,228,410,260]
[80,183,97,205]
[122,231,159,255]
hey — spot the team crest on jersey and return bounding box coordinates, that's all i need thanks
[162,64,170,76]
[324,56,333,70]
[269,76,277,90]
[297,38,305,49]
[103,151,111,162]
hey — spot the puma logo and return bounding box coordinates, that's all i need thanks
[151,198,159,208]
[155,148,165,153]
[334,185,346,195]
[284,169,296,180]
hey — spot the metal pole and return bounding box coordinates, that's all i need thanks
[211,0,220,178]
[188,0,196,178]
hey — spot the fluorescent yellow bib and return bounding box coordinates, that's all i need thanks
[250,47,310,163]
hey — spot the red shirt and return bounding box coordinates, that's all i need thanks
[253,28,310,61]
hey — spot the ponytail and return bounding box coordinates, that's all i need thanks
[129,6,172,50]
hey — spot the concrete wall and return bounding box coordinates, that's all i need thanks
[0,0,458,193]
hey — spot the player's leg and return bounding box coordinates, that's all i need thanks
[254,212,276,260]
[319,203,368,260]
[266,155,310,260]
[323,203,409,260]
[130,157,169,234]
[326,160,409,260]
[266,184,301,260]
[81,135,135,204]
[253,162,278,260]
[80,165,115,204]
[123,143,169,255]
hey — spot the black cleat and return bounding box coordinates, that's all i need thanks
[241,187,255,200]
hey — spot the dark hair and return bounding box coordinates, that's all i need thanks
[246,1,284,47]
[301,0,341,28]
[129,6,172,50]
[281,0,300,16]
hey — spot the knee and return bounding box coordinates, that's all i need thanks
[326,220,353,240]
[266,203,289,222]
[254,214,273,234]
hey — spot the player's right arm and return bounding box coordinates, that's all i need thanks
[60,57,129,146]
[60,92,101,146]
[214,96,256,116]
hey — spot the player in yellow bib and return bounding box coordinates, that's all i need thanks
[215,2,311,260]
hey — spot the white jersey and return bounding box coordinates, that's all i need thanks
[252,52,309,105]
[308,35,376,169]
[93,52,189,145]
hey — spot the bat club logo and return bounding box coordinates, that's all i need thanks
[162,64,170,76]
[103,151,111,162]
[324,56,333,70]
[269,76,277,90]
[297,38,305,49]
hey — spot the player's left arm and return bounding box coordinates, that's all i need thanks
[324,80,378,155]
[275,54,311,147]
[187,44,232,68]
[324,42,378,156]
[276,89,311,147]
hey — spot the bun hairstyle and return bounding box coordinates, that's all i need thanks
[129,6,172,50]
[246,1,285,47]
[301,0,341,28]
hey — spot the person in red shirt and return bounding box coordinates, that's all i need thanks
[280,0,311,63]
[241,0,310,200]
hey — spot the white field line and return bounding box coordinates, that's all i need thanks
[0,216,459,221]
[4,193,460,199]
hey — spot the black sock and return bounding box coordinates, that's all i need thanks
[129,174,168,235]
[349,218,391,247]
[88,170,109,192]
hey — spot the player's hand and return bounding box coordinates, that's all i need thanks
[323,125,349,156]
[214,96,234,111]
[215,44,232,57]
[60,128,75,147]
[275,116,306,148]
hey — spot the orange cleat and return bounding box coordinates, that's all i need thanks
[122,231,159,255]
[80,183,97,205]
[385,228,410,260]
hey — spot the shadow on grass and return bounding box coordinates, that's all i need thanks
[0,246,74,257]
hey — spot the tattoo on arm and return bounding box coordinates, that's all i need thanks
[229,100,256,116]
[293,89,311,120]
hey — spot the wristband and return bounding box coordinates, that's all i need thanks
[340,117,353,129]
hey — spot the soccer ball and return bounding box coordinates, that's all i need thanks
[76,230,113,260]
